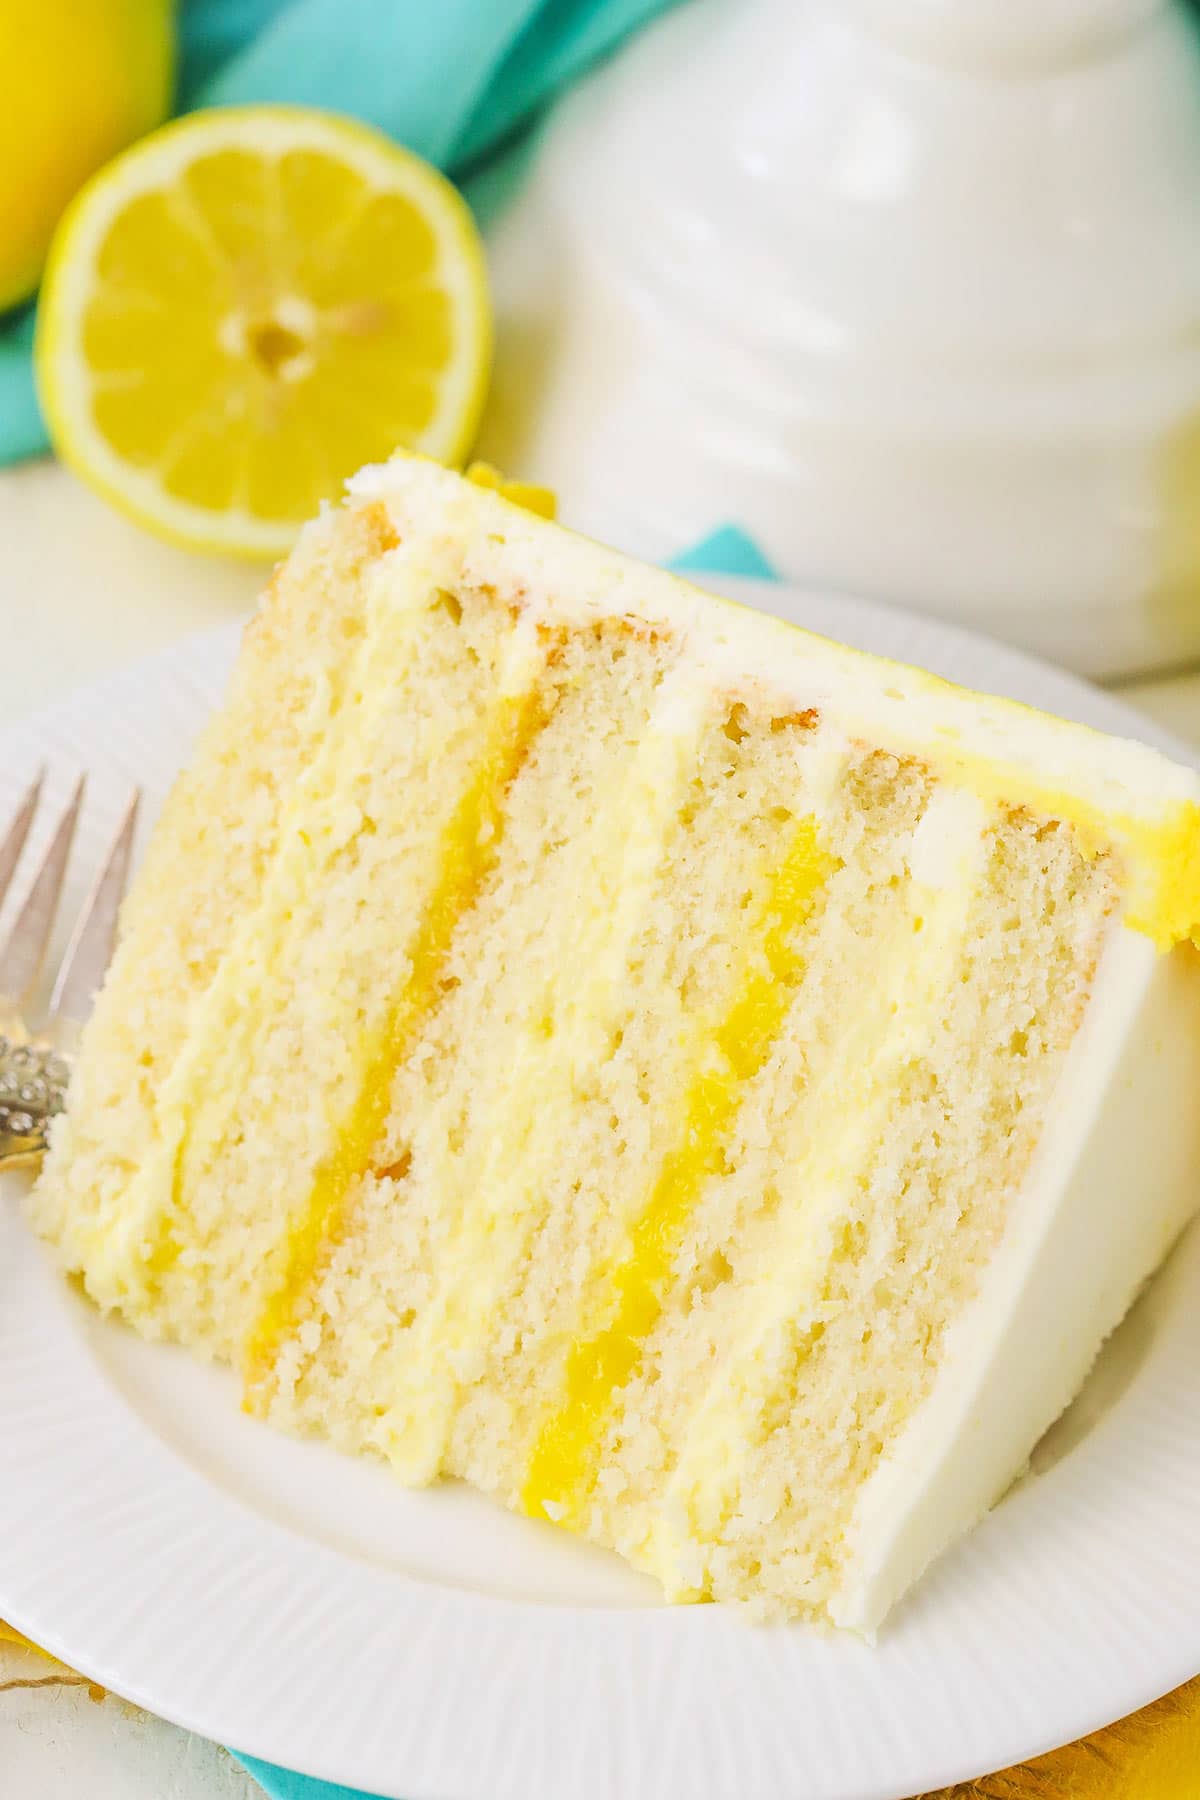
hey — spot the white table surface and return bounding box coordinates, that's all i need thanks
[0,1636,260,1800]
[3,457,1200,1800]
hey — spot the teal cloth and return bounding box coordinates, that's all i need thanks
[668,524,779,582]
[236,1763,369,1800]
[230,524,775,1800]
[0,0,684,463]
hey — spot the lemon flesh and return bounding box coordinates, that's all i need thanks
[36,106,491,557]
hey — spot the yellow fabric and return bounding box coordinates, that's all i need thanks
[2,1615,1196,1791]
[917,1676,1200,1796]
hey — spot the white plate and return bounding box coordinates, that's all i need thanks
[1,579,1199,1800]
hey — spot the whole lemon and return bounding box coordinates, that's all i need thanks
[0,0,175,311]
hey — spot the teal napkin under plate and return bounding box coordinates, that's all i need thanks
[668,526,779,583]
[0,0,684,464]
[230,523,777,1800]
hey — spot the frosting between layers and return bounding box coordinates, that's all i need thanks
[521,811,835,1527]
[244,671,550,1399]
[364,659,713,1484]
[650,786,990,1592]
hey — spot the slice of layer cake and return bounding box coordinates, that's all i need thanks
[31,456,1200,1632]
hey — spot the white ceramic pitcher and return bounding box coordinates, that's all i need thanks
[479,0,1200,679]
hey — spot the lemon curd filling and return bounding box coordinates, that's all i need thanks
[245,682,549,1399]
[1123,800,1200,948]
[521,817,835,1525]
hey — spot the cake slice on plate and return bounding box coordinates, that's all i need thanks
[31,456,1200,1632]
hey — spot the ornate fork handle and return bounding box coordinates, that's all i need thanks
[0,1033,70,1169]
[0,774,137,1173]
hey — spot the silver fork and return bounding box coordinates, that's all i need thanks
[0,771,139,1171]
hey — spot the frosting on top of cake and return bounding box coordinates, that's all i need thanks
[349,454,1200,951]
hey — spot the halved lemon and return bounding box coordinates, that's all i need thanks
[36,105,491,557]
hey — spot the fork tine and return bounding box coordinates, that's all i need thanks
[0,775,85,1007]
[48,790,139,1025]
[0,768,45,912]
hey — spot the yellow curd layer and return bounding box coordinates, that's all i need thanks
[243,684,547,1399]
[1123,801,1200,949]
[521,815,834,1526]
